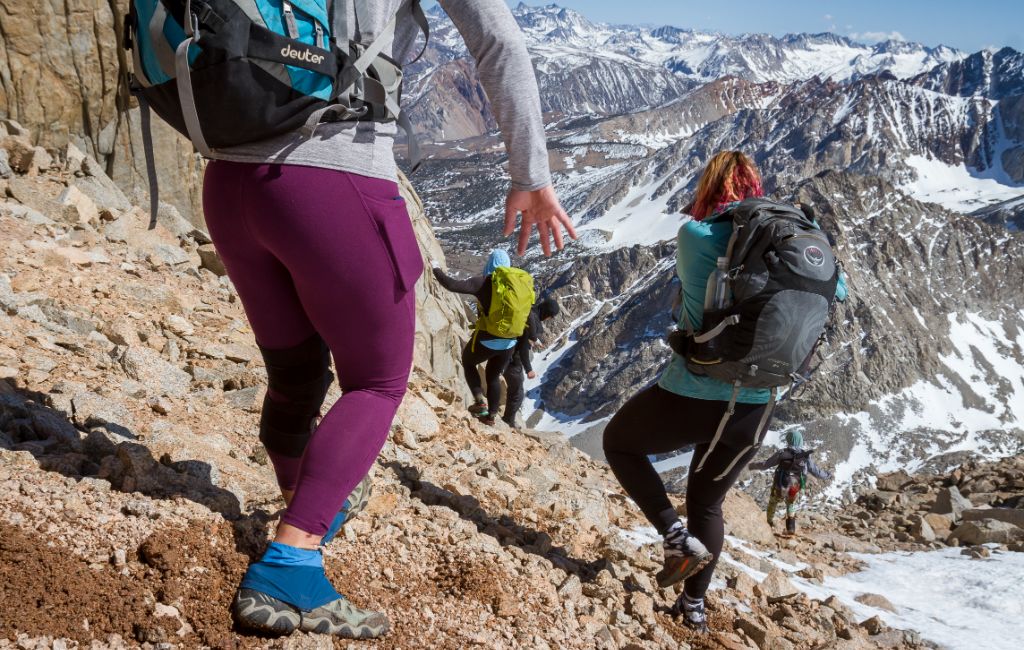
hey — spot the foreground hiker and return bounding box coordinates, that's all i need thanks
[750,428,832,536]
[603,151,846,632]
[502,297,560,427]
[127,0,573,638]
[434,251,536,425]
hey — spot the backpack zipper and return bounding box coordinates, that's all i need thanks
[781,233,829,245]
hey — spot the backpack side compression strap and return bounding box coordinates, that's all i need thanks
[174,0,211,157]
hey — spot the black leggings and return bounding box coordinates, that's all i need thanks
[502,355,525,423]
[462,342,514,415]
[603,384,773,599]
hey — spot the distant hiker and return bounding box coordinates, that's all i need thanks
[126,0,575,638]
[434,250,536,425]
[603,151,847,632]
[749,428,831,536]
[502,297,560,427]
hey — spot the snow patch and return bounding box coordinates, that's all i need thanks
[901,155,1024,213]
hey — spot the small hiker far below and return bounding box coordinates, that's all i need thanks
[749,428,832,536]
[433,250,536,426]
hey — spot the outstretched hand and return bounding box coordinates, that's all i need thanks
[503,185,577,256]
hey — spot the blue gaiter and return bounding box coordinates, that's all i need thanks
[239,542,341,611]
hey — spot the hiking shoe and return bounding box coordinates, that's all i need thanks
[233,590,389,639]
[656,525,712,589]
[479,415,496,426]
[321,474,373,545]
[299,595,390,638]
[672,594,708,633]
[233,588,301,635]
[468,400,488,417]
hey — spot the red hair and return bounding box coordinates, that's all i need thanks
[689,151,764,220]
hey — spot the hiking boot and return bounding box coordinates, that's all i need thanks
[233,590,389,639]
[321,474,373,545]
[299,596,390,638]
[786,516,797,536]
[656,524,712,589]
[672,593,708,633]
[468,400,488,417]
[233,588,301,635]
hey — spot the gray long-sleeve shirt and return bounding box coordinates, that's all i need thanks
[212,0,552,191]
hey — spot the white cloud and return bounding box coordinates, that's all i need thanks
[850,30,907,43]
[824,13,834,21]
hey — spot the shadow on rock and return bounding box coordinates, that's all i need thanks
[0,379,272,556]
[384,460,607,583]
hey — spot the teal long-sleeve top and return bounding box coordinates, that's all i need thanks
[658,213,848,404]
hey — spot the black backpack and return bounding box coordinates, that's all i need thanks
[674,198,839,393]
[775,448,813,488]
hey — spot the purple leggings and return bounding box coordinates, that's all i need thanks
[203,161,423,535]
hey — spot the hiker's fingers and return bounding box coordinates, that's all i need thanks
[556,204,578,241]
[537,220,553,257]
[517,218,532,256]
[503,199,518,237]
[551,218,565,251]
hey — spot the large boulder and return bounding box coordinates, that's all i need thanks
[962,507,1024,528]
[875,470,912,492]
[930,485,973,522]
[949,519,1024,545]
[722,489,776,545]
[755,569,799,603]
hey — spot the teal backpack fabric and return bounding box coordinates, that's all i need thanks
[124,0,427,225]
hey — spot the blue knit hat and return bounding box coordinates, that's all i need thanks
[484,249,511,275]
[787,429,804,448]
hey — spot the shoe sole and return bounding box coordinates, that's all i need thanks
[299,599,391,639]
[299,614,390,638]
[656,551,713,589]
[234,590,389,639]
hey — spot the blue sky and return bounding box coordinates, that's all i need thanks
[428,1,1024,53]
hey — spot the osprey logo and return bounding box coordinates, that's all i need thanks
[803,245,825,267]
[280,43,325,65]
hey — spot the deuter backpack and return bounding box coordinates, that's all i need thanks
[123,0,427,224]
[475,267,535,344]
[675,198,840,480]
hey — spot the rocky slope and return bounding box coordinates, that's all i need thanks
[0,122,956,650]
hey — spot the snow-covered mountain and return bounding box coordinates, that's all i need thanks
[412,3,1024,495]
[405,3,965,140]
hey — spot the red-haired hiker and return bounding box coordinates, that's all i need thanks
[603,151,771,633]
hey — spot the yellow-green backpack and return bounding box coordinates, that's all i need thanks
[476,267,535,340]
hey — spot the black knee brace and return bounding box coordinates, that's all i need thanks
[258,334,333,458]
